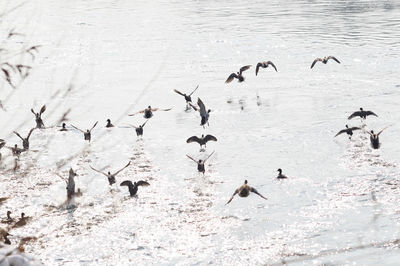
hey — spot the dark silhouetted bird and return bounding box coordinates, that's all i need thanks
[255,61,277,75]
[311,56,340,69]
[226,180,267,204]
[120,180,150,196]
[225,65,251,83]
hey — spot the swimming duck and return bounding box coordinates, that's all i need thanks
[120,180,150,197]
[174,85,199,108]
[186,151,214,174]
[128,120,148,137]
[31,105,46,128]
[189,98,211,128]
[225,65,251,83]
[128,106,172,119]
[0,227,11,245]
[12,213,30,228]
[13,128,35,150]
[90,161,131,185]
[1,211,13,224]
[255,61,278,75]
[310,56,340,69]
[335,125,361,139]
[106,119,114,128]
[367,128,387,149]
[348,108,378,120]
[59,123,68,131]
[186,134,217,150]
[276,168,287,179]
[71,121,98,142]
[226,180,268,204]
[7,144,24,157]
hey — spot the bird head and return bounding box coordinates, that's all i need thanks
[244,180,248,184]
[199,159,203,163]
[360,107,363,111]
[277,168,282,173]
[345,125,349,128]
[108,171,111,175]
[208,109,211,113]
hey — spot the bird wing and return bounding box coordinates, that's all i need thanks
[39,105,46,115]
[112,161,131,176]
[186,136,201,144]
[90,121,98,132]
[89,166,108,177]
[204,135,217,142]
[255,63,262,76]
[189,103,198,111]
[349,127,361,131]
[128,110,145,116]
[120,180,133,187]
[239,65,251,74]
[197,98,207,116]
[189,85,199,96]
[226,189,239,205]
[127,123,138,129]
[334,129,347,137]
[250,187,268,200]
[186,154,197,163]
[141,120,148,128]
[310,58,321,69]
[366,130,373,136]
[136,180,150,187]
[0,142,5,149]
[26,128,35,140]
[174,89,185,97]
[267,61,278,72]
[30,108,36,115]
[377,126,389,136]
[328,56,341,64]
[365,111,378,117]
[225,73,238,83]
[204,151,215,163]
[13,131,24,141]
[151,107,172,112]
[348,111,362,120]
[71,125,85,133]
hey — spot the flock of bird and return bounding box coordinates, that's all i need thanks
[0,54,389,248]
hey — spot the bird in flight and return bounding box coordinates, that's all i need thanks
[255,61,277,75]
[225,65,251,83]
[310,56,340,69]
[226,180,267,204]
[90,161,131,185]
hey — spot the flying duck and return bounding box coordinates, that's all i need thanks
[106,119,114,128]
[367,128,387,149]
[59,123,68,131]
[186,134,217,150]
[120,180,150,197]
[128,120,148,137]
[128,106,172,119]
[190,98,211,128]
[31,105,46,128]
[186,151,214,174]
[334,125,361,139]
[225,65,251,83]
[310,56,340,69]
[13,128,35,150]
[226,180,267,204]
[174,85,199,108]
[276,168,287,179]
[71,121,98,142]
[90,161,131,185]
[1,211,13,224]
[255,61,278,75]
[348,108,378,120]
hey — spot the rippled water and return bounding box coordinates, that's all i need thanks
[1,0,400,265]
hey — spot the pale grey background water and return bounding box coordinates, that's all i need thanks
[1,0,400,265]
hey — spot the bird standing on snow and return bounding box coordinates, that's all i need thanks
[226,180,267,204]
[310,56,340,69]
[225,65,251,83]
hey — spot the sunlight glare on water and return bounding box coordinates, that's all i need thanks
[0,0,400,265]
